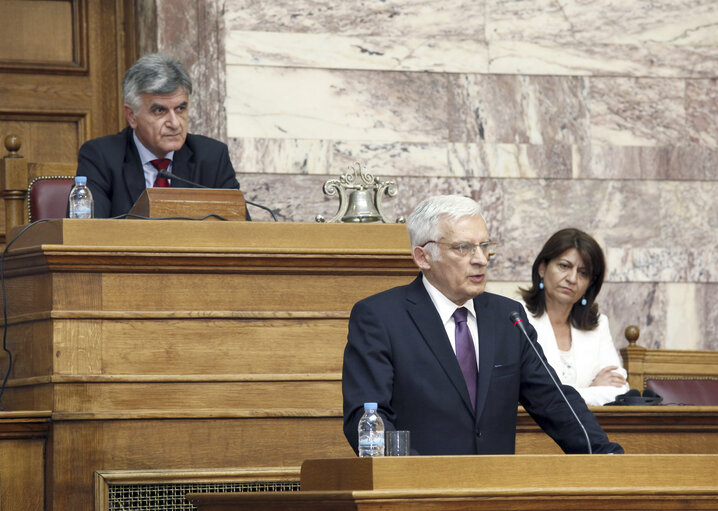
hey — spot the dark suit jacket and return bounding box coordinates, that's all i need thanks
[342,275,623,455]
[76,127,241,218]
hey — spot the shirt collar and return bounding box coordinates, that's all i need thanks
[421,274,477,325]
[132,131,174,166]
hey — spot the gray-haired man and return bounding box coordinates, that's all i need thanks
[76,53,240,218]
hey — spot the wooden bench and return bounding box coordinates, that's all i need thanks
[621,326,718,405]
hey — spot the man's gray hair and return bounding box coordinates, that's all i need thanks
[123,53,193,112]
[407,195,485,258]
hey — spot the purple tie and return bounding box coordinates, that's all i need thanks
[453,307,478,409]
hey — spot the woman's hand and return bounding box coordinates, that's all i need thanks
[590,366,627,387]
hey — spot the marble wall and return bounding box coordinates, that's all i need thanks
[151,0,718,351]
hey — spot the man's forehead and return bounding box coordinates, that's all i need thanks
[141,89,189,107]
[439,214,488,238]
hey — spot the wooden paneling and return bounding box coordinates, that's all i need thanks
[0,1,79,70]
[0,412,50,511]
[0,0,137,243]
[0,116,85,162]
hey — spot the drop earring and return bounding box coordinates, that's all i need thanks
[539,279,544,290]
[581,296,587,306]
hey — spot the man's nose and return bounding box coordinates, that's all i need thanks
[470,248,488,265]
[166,110,179,127]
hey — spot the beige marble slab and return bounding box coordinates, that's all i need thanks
[488,0,718,77]
[226,31,488,73]
[589,77,687,146]
[686,79,718,146]
[451,74,590,145]
[225,0,487,38]
[226,66,449,142]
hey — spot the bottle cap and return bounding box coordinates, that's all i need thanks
[75,176,87,184]
[363,402,377,410]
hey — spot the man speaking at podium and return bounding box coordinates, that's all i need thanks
[76,53,240,218]
[342,195,623,455]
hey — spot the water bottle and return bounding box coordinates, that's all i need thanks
[68,176,94,219]
[357,402,385,457]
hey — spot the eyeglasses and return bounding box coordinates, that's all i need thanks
[422,240,498,258]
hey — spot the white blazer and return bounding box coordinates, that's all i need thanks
[523,303,630,406]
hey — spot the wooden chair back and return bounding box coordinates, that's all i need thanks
[2,135,75,239]
[621,326,718,405]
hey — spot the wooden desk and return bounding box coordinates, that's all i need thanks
[517,405,718,454]
[0,219,415,511]
[188,454,718,510]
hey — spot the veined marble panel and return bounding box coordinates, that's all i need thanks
[665,283,701,350]
[488,0,718,46]
[579,144,718,180]
[226,66,449,142]
[600,282,666,349]
[225,0,486,38]
[489,41,718,78]
[451,74,590,146]
[488,0,718,78]
[698,284,718,350]
[229,138,573,178]
[660,181,718,252]
[686,78,718,146]
[589,77,686,146]
[226,31,489,73]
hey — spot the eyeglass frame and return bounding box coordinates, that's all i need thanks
[420,239,498,258]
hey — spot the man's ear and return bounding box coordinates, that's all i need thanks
[413,245,432,271]
[124,104,137,128]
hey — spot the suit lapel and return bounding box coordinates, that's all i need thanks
[473,293,497,423]
[405,276,476,414]
[122,129,147,207]
[170,139,195,187]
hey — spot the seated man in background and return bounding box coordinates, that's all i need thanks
[342,195,624,455]
[76,53,241,218]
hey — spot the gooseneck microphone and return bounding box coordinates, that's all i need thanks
[157,169,278,221]
[509,311,593,454]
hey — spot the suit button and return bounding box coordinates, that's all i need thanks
[475,430,481,438]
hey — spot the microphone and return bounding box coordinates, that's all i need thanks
[509,311,593,454]
[157,169,278,221]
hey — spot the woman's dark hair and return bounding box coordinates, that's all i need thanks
[520,228,605,330]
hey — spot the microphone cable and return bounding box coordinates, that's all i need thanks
[157,170,278,221]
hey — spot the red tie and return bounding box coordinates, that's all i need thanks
[151,159,171,187]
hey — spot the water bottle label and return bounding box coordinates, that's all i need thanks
[71,206,92,219]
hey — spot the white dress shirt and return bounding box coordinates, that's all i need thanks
[133,132,175,188]
[422,275,479,368]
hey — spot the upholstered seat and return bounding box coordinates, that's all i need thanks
[27,176,75,222]
[646,378,718,406]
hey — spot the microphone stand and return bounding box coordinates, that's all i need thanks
[510,311,593,454]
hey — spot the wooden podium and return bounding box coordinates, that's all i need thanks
[188,454,718,510]
[127,188,247,220]
[0,219,415,511]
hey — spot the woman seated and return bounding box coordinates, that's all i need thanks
[520,228,629,406]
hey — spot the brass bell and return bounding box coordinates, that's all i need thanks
[341,189,381,223]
